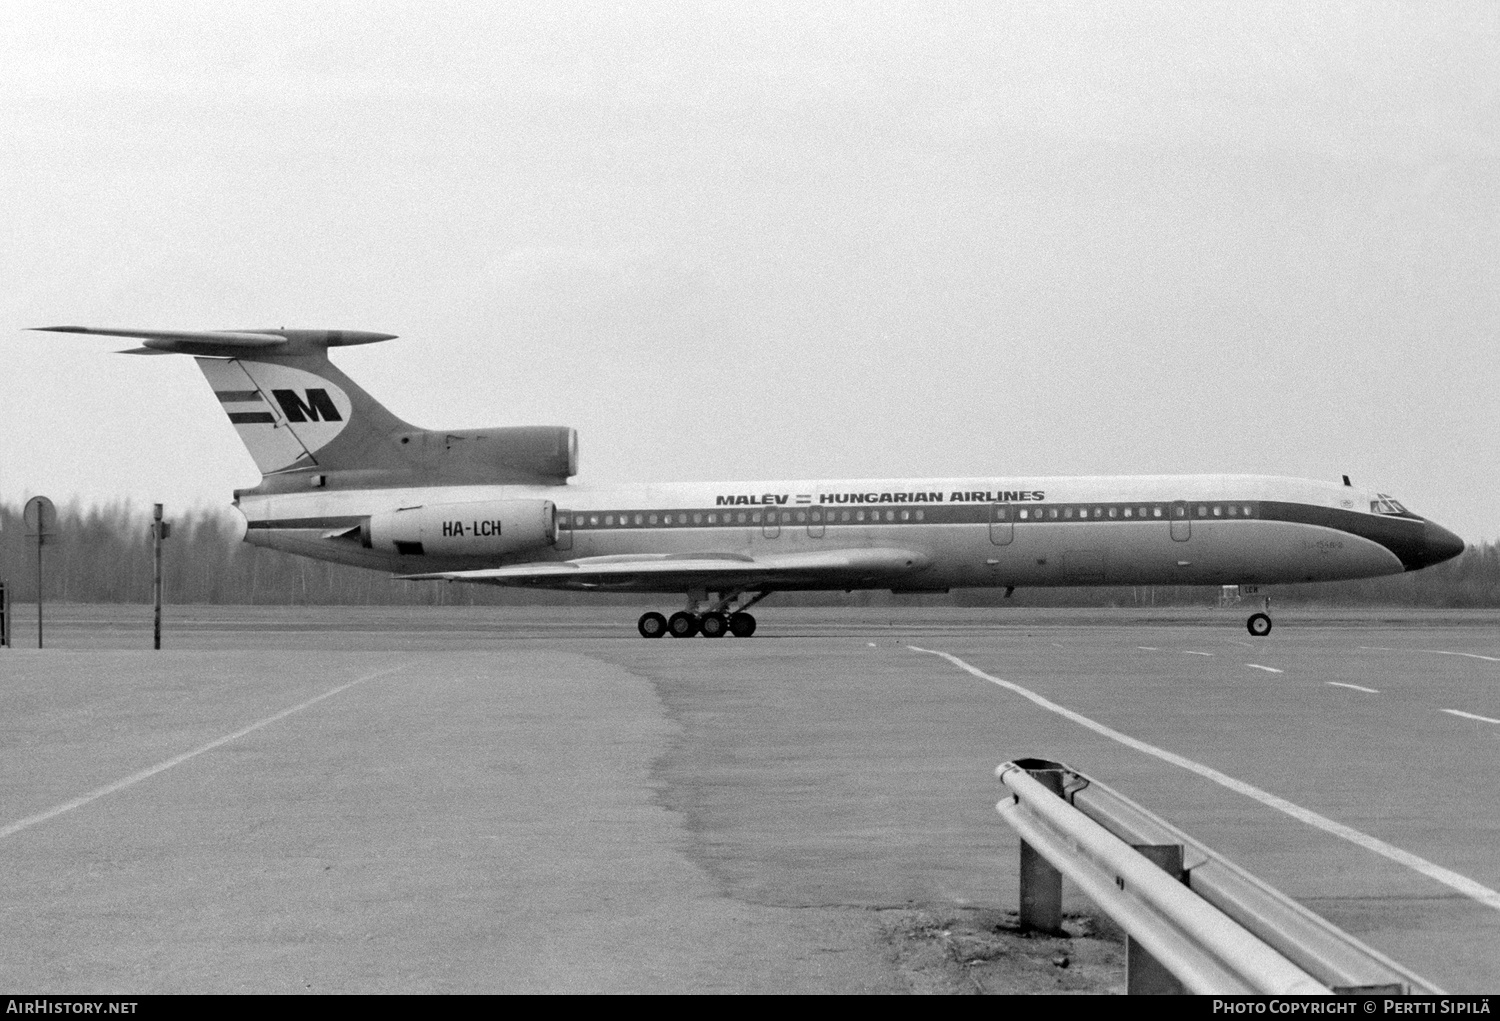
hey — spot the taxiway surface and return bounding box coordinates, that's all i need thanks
[1,605,1496,993]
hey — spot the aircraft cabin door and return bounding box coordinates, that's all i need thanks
[1170,501,1190,541]
[989,503,1014,545]
[807,504,825,538]
[556,509,574,551]
[762,509,780,539]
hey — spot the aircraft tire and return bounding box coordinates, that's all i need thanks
[638,612,668,638]
[728,612,757,637]
[668,611,699,638]
[1247,612,1272,637]
[699,613,728,638]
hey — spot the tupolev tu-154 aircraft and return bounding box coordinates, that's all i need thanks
[37,326,1465,638]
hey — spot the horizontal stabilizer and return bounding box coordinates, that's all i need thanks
[397,547,931,591]
[32,326,397,356]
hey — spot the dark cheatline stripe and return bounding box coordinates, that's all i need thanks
[228,411,276,424]
[215,390,263,403]
[1258,501,1443,571]
[246,516,365,530]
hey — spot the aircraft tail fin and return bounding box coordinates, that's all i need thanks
[36,326,578,487]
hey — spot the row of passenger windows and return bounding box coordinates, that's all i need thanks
[559,503,1260,529]
[996,503,1258,522]
[561,508,935,529]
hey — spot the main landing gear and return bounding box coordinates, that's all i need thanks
[637,591,769,639]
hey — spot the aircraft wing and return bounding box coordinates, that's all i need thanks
[397,547,932,591]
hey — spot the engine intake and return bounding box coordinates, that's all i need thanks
[362,499,556,557]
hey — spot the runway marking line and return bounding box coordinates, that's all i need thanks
[1442,709,1500,725]
[1359,646,1500,663]
[909,645,1500,914]
[0,663,410,842]
[1245,664,1284,674]
[1327,682,1380,694]
[1183,651,1214,657]
[1137,646,1158,651]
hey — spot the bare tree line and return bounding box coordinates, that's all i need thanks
[1,500,1495,608]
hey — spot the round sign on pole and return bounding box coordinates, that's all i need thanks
[23,496,57,542]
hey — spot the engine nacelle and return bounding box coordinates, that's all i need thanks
[362,499,556,557]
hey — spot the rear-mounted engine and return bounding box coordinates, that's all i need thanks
[361,499,556,557]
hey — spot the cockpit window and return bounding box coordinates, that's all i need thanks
[1370,494,1408,515]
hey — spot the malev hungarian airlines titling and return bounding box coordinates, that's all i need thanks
[37,326,1465,638]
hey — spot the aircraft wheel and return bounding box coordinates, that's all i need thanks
[638,612,668,639]
[668,611,699,638]
[1247,612,1272,637]
[729,612,757,637]
[699,613,728,638]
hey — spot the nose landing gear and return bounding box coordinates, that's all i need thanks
[1246,594,1273,636]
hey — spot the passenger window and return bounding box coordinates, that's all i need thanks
[886,510,895,521]
[811,510,822,522]
[915,509,925,521]
[841,511,851,521]
[856,511,866,522]
[737,512,746,523]
[1019,509,1030,520]
[1244,505,1254,517]
[766,512,777,524]
[1078,508,1088,519]
[900,510,910,521]
[1173,506,1185,518]
[1228,505,1238,517]
[995,507,1009,520]
[1108,507,1118,519]
[1197,505,1208,518]
[589,515,599,526]
[1153,507,1163,518]
[752,511,762,523]
[1123,507,1133,518]
[707,514,717,524]
[693,513,703,524]
[1212,506,1222,517]
[1094,508,1104,519]
[648,514,658,525]
[796,511,807,522]
[1063,507,1073,519]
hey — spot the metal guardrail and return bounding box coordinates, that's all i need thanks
[996,758,1443,995]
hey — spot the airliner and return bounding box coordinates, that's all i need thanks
[37,326,1465,638]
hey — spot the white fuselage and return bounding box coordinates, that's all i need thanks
[237,473,1437,592]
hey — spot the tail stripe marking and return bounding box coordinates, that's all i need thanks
[228,412,276,424]
[215,390,263,403]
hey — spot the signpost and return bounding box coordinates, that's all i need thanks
[151,504,171,650]
[23,496,57,649]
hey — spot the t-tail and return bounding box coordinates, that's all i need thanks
[32,326,578,489]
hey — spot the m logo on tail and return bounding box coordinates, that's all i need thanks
[195,358,354,473]
[273,388,343,423]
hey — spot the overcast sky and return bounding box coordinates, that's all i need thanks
[2,1,1496,540]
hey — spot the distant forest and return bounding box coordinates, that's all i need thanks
[1,500,1496,608]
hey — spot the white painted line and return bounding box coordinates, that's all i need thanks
[0,664,409,842]
[867,642,877,647]
[909,645,1500,914]
[1442,709,1500,725]
[1246,664,1283,674]
[1326,682,1380,694]
[1183,651,1214,657]
[1358,646,1500,663]
[1137,646,1159,651]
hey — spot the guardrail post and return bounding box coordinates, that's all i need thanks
[1015,760,1067,935]
[1127,843,1187,994]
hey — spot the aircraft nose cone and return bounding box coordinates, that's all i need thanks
[1409,522,1465,571]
